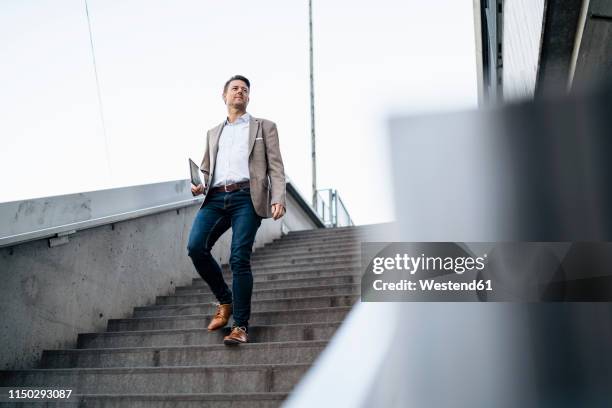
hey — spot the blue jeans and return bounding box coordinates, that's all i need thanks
[187,189,262,328]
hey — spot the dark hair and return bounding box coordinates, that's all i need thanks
[223,75,250,93]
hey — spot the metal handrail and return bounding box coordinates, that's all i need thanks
[314,188,354,228]
[0,180,202,248]
[0,197,202,248]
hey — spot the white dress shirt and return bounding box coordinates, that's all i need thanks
[211,112,251,187]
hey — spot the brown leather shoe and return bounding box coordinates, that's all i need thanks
[223,326,248,345]
[207,303,232,331]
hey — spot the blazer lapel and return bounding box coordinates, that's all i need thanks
[248,117,260,156]
[209,121,225,181]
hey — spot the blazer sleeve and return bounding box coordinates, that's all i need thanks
[264,121,287,207]
[199,130,211,187]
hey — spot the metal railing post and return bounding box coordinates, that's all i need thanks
[313,188,353,228]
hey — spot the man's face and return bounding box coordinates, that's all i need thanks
[223,80,250,110]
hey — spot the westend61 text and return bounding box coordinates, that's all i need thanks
[373,279,493,292]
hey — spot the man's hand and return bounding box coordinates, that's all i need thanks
[271,203,285,220]
[191,183,205,196]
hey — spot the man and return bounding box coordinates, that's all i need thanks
[187,75,286,345]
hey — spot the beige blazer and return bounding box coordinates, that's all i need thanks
[199,116,286,218]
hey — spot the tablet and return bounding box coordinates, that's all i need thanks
[189,158,203,187]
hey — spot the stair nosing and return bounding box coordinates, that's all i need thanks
[159,283,360,300]
[74,392,288,400]
[43,340,330,354]
[3,362,312,374]
[136,293,359,311]
[111,306,353,323]
[194,265,361,280]
[252,252,361,261]
[80,321,345,337]
[248,262,361,271]
[178,274,358,290]
[252,249,361,257]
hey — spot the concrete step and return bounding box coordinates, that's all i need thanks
[188,273,360,289]
[221,261,360,274]
[268,235,362,246]
[252,243,360,259]
[227,264,361,279]
[156,284,360,305]
[71,393,287,408]
[286,223,391,236]
[249,255,358,267]
[108,306,351,332]
[41,340,328,369]
[278,232,365,242]
[253,239,363,255]
[264,236,360,246]
[251,254,359,269]
[77,322,342,349]
[193,266,360,286]
[276,228,364,237]
[262,241,361,251]
[178,274,359,294]
[253,249,360,262]
[266,238,361,248]
[250,260,361,274]
[287,224,387,236]
[0,363,310,394]
[134,294,359,318]
[286,226,360,233]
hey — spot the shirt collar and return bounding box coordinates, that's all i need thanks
[225,112,250,125]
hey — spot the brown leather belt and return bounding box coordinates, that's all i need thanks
[208,181,250,194]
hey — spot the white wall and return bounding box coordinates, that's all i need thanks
[503,0,545,101]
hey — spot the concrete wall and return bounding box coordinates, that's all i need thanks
[0,186,321,370]
[283,192,321,232]
[0,205,197,370]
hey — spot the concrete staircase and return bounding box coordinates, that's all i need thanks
[0,226,365,407]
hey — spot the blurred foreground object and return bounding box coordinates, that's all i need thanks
[390,81,612,242]
[286,82,612,407]
[286,1,612,405]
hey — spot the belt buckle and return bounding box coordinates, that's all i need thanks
[224,184,229,192]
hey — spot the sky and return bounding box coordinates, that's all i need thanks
[0,0,478,225]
